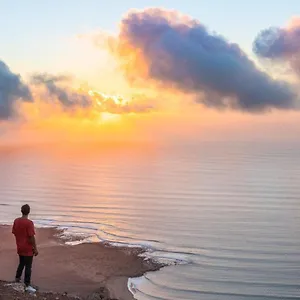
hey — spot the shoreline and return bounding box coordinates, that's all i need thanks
[0,225,164,300]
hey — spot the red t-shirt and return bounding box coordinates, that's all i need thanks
[12,218,35,256]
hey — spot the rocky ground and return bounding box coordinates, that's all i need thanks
[0,281,117,300]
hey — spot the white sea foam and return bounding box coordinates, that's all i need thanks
[128,276,144,299]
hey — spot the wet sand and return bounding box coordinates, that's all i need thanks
[0,225,162,300]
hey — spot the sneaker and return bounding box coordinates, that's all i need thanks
[25,285,36,293]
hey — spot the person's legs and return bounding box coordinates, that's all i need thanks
[24,256,33,287]
[16,255,25,281]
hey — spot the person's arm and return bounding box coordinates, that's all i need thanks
[12,221,16,235]
[29,236,38,256]
[27,221,38,256]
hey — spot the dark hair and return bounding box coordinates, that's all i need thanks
[21,204,30,216]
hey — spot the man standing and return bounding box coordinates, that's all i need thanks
[12,204,38,293]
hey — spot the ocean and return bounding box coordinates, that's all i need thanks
[0,141,299,299]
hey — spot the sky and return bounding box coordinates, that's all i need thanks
[1,0,299,83]
[1,0,300,143]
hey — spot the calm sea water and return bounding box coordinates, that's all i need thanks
[0,141,299,299]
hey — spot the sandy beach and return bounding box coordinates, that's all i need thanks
[0,225,163,300]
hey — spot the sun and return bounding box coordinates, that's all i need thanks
[98,112,121,123]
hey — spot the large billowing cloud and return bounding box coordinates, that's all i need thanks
[106,8,297,112]
[253,18,300,74]
[0,60,32,120]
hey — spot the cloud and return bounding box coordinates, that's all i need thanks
[105,8,297,112]
[0,60,32,120]
[31,73,91,108]
[89,90,155,113]
[253,17,300,74]
[31,72,154,114]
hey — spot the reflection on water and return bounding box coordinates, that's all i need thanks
[0,141,300,299]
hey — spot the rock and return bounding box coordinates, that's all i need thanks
[86,293,102,300]
[86,287,110,300]
[4,283,25,293]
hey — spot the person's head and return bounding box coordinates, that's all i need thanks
[21,204,30,216]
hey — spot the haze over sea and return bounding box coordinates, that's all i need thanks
[0,139,299,300]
